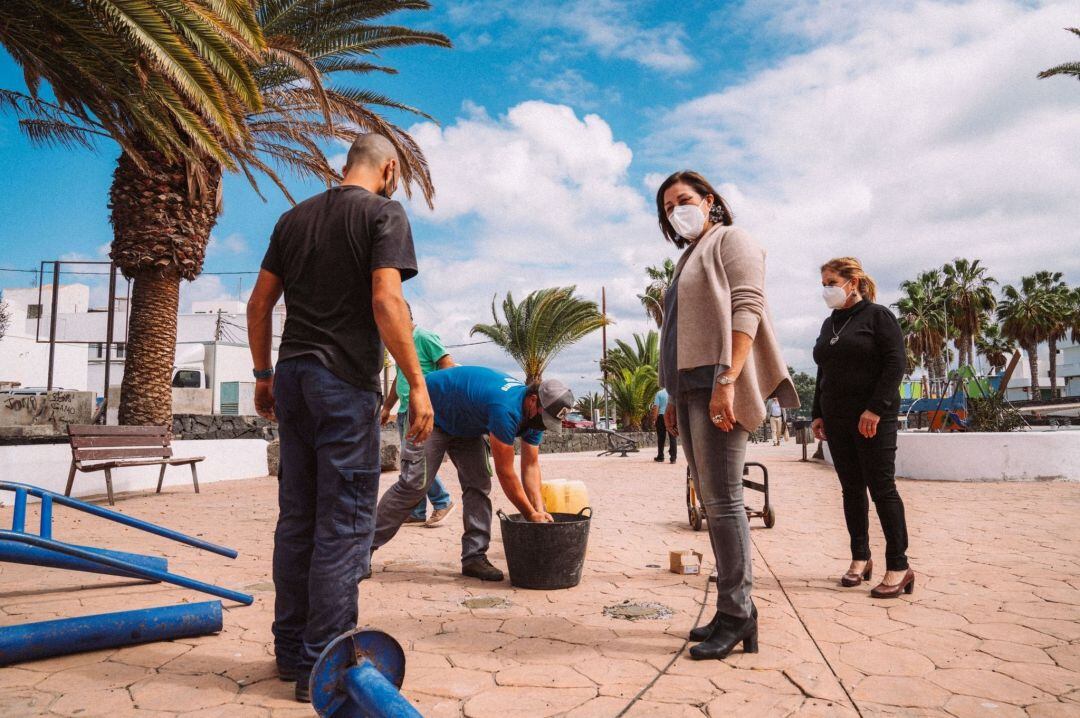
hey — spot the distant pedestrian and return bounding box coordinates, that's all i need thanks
[379,305,456,528]
[766,398,784,446]
[651,388,677,463]
[656,170,799,661]
[811,257,913,598]
[246,133,433,703]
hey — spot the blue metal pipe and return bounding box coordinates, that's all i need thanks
[343,661,422,718]
[0,481,238,559]
[0,531,252,605]
[39,494,52,539]
[12,487,26,533]
[0,601,222,666]
[0,540,167,578]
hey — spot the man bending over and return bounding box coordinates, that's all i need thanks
[372,366,573,581]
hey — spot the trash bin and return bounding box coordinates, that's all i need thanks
[497,508,591,590]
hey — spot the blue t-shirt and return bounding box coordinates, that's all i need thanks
[654,389,669,413]
[425,366,544,446]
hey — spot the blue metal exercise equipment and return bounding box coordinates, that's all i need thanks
[0,481,252,605]
[311,629,421,718]
[0,601,223,666]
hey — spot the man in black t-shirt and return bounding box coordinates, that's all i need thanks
[246,133,433,703]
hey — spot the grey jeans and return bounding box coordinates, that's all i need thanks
[372,427,493,563]
[678,388,753,619]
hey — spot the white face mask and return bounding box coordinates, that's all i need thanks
[822,281,851,309]
[668,200,707,241]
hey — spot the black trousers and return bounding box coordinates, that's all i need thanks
[824,414,909,571]
[655,414,676,460]
[272,357,381,677]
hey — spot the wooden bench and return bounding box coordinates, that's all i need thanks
[65,425,205,505]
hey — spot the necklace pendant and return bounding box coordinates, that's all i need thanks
[829,336,839,345]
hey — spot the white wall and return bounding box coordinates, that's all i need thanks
[824,431,1080,482]
[0,439,269,503]
[0,335,88,391]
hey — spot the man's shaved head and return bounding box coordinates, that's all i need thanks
[345,133,399,171]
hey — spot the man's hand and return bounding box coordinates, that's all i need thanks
[406,386,434,444]
[710,382,737,432]
[379,404,394,427]
[664,402,678,437]
[811,417,827,441]
[858,410,880,439]
[255,377,275,421]
[527,511,554,523]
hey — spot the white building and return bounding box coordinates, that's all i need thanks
[0,284,89,391]
[1059,340,1080,398]
[1,282,284,403]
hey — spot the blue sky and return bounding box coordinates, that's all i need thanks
[2,1,1078,390]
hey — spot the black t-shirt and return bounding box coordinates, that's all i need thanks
[811,300,906,420]
[261,185,418,392]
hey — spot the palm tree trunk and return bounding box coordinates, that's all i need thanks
[1048,336,1058,398]
[119,268,180,426]
[1025,342,1041,398]
[109,141,221,426]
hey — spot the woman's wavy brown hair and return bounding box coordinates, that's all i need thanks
[821,256,878,302]
[655,170,734,249]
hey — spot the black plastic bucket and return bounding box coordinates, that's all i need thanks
[497,507,592,590]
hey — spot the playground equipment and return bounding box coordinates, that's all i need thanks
[311,629,421,718]
[687,462,775,531]
[0,481,252,605]
[0,601,222,666]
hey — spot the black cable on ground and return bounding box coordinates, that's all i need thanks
[615,579,712,717]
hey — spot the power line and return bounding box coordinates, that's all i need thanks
[0,267,261,276]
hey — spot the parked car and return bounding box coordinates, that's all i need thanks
[561,412,595,429]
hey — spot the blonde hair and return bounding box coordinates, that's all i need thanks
[820,257,877,302]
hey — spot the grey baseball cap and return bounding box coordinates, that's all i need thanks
[538,379,575,431]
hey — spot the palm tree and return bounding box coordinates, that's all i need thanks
[108,0,450,425]
[895,270,948,387]
[998,275,1057,398]
[609,366,659,432]
[942,258,996,368]
[574,392,602,420]
[975,323,1015,374]
[602,331,658,376]
[1038,28,1080,82]
[638,259,675,328]
[0,1,263,165]
[471,287,609,384]
[1034,271,1071,398]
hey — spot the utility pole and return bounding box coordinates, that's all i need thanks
[602,286,609,430]
[214,309,224,342]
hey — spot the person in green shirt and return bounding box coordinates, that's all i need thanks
[380,308,456,526]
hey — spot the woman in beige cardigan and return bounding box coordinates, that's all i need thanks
[657,170,798,660]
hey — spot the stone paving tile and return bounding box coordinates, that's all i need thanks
[1,443,1079,717]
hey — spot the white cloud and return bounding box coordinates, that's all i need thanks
[648,0,1080,371]
[206,232,248,257]
[403,100,674,395]
[447,0,696,73]
[529,69,620,109]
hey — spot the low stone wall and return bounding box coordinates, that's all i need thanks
[173,414,277,441]
[535,429,657,455]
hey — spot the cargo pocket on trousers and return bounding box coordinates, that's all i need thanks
[337,467,381,534]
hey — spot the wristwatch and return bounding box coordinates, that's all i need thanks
[253,368,274,380]
[716,375,736,386]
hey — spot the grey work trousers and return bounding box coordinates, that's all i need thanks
[372,427,493,563]
[678,388,753,619]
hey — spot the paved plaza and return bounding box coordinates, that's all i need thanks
[1,442,1079,717]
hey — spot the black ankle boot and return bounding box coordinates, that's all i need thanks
[688,609,758,660]
[689,601,756,643]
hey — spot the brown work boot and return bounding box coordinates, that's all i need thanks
[425,501,456,527]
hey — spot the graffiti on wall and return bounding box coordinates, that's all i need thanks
[0,392,93,428]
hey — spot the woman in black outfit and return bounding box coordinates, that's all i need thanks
[811,257,913,598]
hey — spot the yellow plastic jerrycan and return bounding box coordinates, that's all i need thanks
[540,479,590,515]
